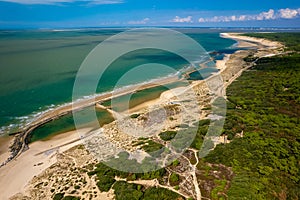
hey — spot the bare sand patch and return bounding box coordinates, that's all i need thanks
[0,128,92,199]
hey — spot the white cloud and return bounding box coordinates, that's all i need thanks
[279,8,299,19]
[128,18,150,25]
[198,18,205,23]
[0,0,123,5]
[256,9,275,20]
[172,16,193,23]
[198,8,299,23]
[238,15,246,21]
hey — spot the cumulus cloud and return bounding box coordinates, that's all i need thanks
[198,8,300,23]
[256,9,275,20]
[128,18,150,25]
[172,16,193,23]
[0,0,123,5]
[279,8,299,19]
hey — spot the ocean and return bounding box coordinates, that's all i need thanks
[0,28,237,140]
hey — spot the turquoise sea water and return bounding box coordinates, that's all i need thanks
[30,107,114,142]
[0,28,236,138]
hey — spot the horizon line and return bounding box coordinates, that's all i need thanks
[0,26,300,31]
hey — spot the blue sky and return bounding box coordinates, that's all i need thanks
[0,0,299,28]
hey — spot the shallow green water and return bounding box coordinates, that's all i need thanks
[0,28,236,140]
[103,81,188,112]
[30,107,113,142]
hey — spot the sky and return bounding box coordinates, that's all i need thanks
[0,0,299,28]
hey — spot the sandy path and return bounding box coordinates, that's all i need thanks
[125,98,161,114]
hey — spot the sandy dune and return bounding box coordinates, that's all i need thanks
[0,128,92,199]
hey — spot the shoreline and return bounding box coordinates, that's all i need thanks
[220,32,284,49]
[1,75,182,166]
[0,33,282,165]
[0,32,284,199]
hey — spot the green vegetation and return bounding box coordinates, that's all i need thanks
[137,168,166,180]
[113,181,182,200]
[62,197,80,200]
[113,181,143,200]
[87,162,124,192]
[160,120,213,153]
[53,193,65,200]
[243,54,257,63]
[211,179,227,200]
[74,185,80,190]
[179,124,189,128]
[130,113,141,118]
[169,172,180,186]
[96,175,116,192]
[133,138,165,154]
[159,131,177,141]
[205,33,300,199]
[172,159,180,167]
[190,119,211,150]
[198,119,210,126]
[202,106,211,110]
[86,156,186,198]
[142,186,182,200]
[87,162,167,192]
[85,158,183,200]
[169,127,196,152]
[140,139,164,156]
[243,32,300,51]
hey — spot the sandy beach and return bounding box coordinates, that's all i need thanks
[1,75,181,165]
[220,33,284,49]
[215,54,230,71]
[0,128,93,199]
[0,136,13,165]
[0,32,284,199]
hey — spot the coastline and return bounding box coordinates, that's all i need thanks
[0,128,92,199]
[2,75,181,165]
[220,32,284,49]
[0,32,284,199]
